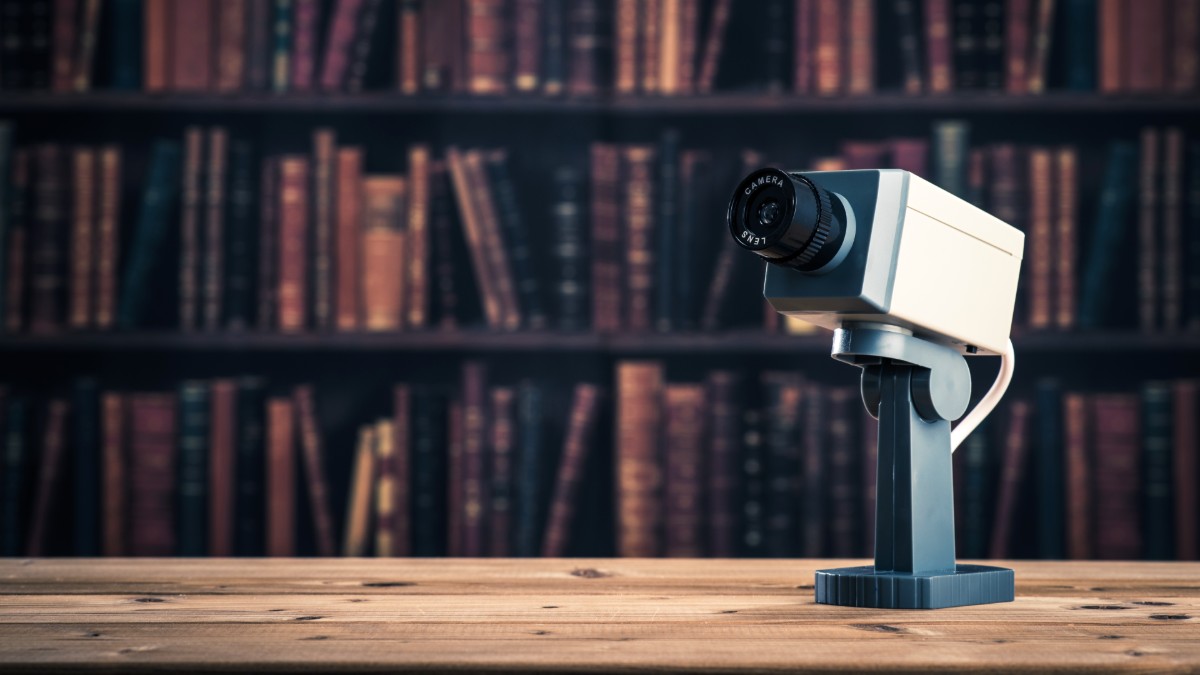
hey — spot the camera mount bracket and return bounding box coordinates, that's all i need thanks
[814,323,1015,609]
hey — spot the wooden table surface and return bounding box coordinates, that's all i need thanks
[1,558,1199,673]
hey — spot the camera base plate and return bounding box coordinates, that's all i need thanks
[814,564,1015,610]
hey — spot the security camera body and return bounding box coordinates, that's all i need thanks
[758,169,1024,356]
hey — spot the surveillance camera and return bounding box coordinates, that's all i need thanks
[728,168,1024,356]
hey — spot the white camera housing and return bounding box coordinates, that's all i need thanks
[761,170,1025,356]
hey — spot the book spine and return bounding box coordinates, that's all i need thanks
[616,360,663,557]
[94,146,121,331]
[705,371,739,558]
[960,415,992,558]
[932,119,969,199]
[825,387,859,558]
[794,0,815,93]
[289,0,318,91]
[277,155,309,333]
[486,150,543,328]
[398,0,421,94]
[924,0,952,93]
[1053,147,1077,330]
[446,148,503,329]
[1162,128,1185,331]
[541,0,567,95]
[142,0,172,90]
[311,128,337,330]
[216,0,247,91]
[345,0,382,93]
[360,175,406,331]
[513,381,543,557]
[861,408,879,556]
[488,386,515,557]
[1064,393,1090,559]
[245,0,273,91]
[373,418,396,555]
[406,145,431,329]
[512,0,541,92]
[695,0,731,94]
[1138,128,1160,332]
[411,389,446,556]
[763,373,803,557]
[446,398,463,555]
[117,141,182,329]
[224,140,257,330]
[567,0,605,96]
[1125,0,1165,92]
[272,0,293,93]
[25,399,68,556]
[979,0,1003,90]
[101,392,126,556]
[614,0,639,94]
[894,0,924,93]
[1098,0,1123,93]
[654,130,678,332]
[952,0,980,90]
[677,0,698,94]
[319,0,364,91]
[1188,142,1200,330]
[814,0,841,94]
[1092,394,1141,559]
[31,144,66,334]
[266,397,295,556]
[1005,0,1031,93]
[51,0,78,92]
[129,393,178,556]
[0,398,27,556]
[27,0,53,90]
[846,0,874,94]
[234,378,266,556]
[1171,0,1200,92]
[800,382,826,557]
[674,151,704,331]
[208,379,236,557]
[74,0,101,89]
[551,165,586,330]
[641,0,660,93]
[1027,147,1053,329]
[391,384,412,557]
[1142,382,1173,559]
[1035,380,1064,558]
[739,409,766,557]
[69,147,96,330]
[343,425,375,556]
[541,383,601,557]
[179,127,204,332]
[172,0,214,90]
[335,147,363,331]
[294,385,337,556]
[1026,0,1055,93]
[589,143,622,332]
[461,361,489,557]
[465,150,521,330]
[1079,142,1137,329]
[421,0,448,91]
[622,145,656,332]
[0,125,11,330]
[203,127,229,331]
[467,0,508,95]
[177,380,210,556]
[1174,380,1199,560]
[659,0,682,95]
[73,379,100,555]
[1062,0,1096,91]
[430,161,460,329]
[664,384,705,557]
[256,156,279,331]
[988,400,1031,558]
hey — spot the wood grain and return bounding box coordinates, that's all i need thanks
[0,559,1198,673]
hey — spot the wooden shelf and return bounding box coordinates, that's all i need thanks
[0,330,1194,354]
[1,92,1200,115]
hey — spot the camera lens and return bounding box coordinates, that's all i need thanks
[727,167,847,272]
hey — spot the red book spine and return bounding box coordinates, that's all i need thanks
[814,0,842,94]
[622,146,656,332]
[1171,0,1200,92]
[52,0,78,92]
[541,383,601,557]
[488,386,515,557]
[1005,0,1031,94]
[845,0,874,94]
[1125,0,1166,92]
[1138,128,1159,331]
[1162,128,1185,331]
[257,156,279,331]
[278,156,310,333]
[216,0,247,91]
[705,372,739,558]
[467,0,509,95]
[1064,393,1090,560]
[1054,146,1077,330]
[398,0,422,94]
[658,0,681,95]
[335,147,363,331]
[641,0,660,93]
[590,143,622,332]
[319,0,365,91]
[696,0,731,94]
[203,127,229,331]
[1091,395,1141,560]
[101,392,126,556]
[266,398,295,556]
[129,393,178,557]
[664,384,705,558]
[69,147,96,330]
[208,379,236,556]
[421,0,450,91]
[461,361,489,557]
[1026,0,1055,93]
[94,146,121,331]
[924,0,952,93]
[1027,147,1053,329]
[406,145,431,329]
[447,148,503,329]
[25,399,69,556]
[289,0,319,91]
[842,141,886,169]
[1174,381,1199,560]
[616,360,664,557]
[794,0,814,93]
[171,0,214,90]
[144,0,173,91]
[889,138,929,177]
[312,129,337,331]
[179,127,204,331]
[391,385,412,557]
[465,150,521,330]
[512,0,541,92]
[361,176,407,332]
[615,0,639,94]
[1098,0,1124,93]
[294,385,337,557]
[988,400,1031,558]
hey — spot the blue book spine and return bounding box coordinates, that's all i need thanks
[1062,0,1096,91]
[1141,382,1174,560]
[1079,142,1137,329]
[272,0,293,93]
[513,381,544,557]
[107,0,142,90]
[177,381,210,557]
[73,378,100,555]
[1,397,27,556]
[487,153,545,328]
[118,140,181,329]
[1035,379,1063,559]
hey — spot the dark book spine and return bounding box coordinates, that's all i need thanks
[541,383,601,557]
[171,0,214,90]
[0,1,27,90]
[0,123,12,331]
[311,129,336,330]
[225,140,257,330]
[177,380,211,557]
[256,156,279,331]
[622,146,655,332]
[245,0,273,91]
[1,397,26,556]
[27,0,52,89]
[203,127,229,331]
[129,393,178,556]
[925,0,952,92]
[73,378,100,556]
[696,0,731,94]
[107,0,142,89]
[488,386,515,557]
[143,0,171,92]
[345,0,382,92]
[1125,0,1165,92]
[589,143,621,332]
[117,141,181,329]
[1137,128,1160,332]
[465,150,521,330]
[1054,147,1078,329]
[513,381,544,557]
[446,148,503,329]
[234,377,266,556]
[391,384,412,557]
[988,400,1031,559]
[1175,381,1199,560]
[512,0,541,92]
[1092,394,1141,560]
[271,0,293,93]
[1005,0,1031,93]
[706,371,739,558]
[1028,147,1053,329]
[430,161,460,329]
[566,0,606,96]
[179,127,204,331]
[294,385,337,557]
[419,0,448,91]
[101,392,126,556]
[763,372,802,557]
[1064,393,1090,559]
[794,0,813,94]
[1162,128,1185,331]
[1062,0,1096,91]
[486,151,544,328]
[64,165,92,328]
[1171,0,1199,93]
[675,150,708,330]
[373,417,398,556]
[763,0,787,92]
[738,409,766,557]
[616,360,663,557]
[664,384,705,557]
[1029,0,1055,93]
[1078,142,1136,329]
[551,165,586,330]
[318,0,364,91]
[932,120,969,200]
[1035,380,1064,558]
[1188,143,1200,330]
[30,143,66,334]
[952,0,981,90]
[825,387,859,558]
[446,399,463,555]
[1142,382,1173,560]
[26,398,68,556]
[266,397,294,556]
[654,129,679,332]
[95,146,122,331]
[1098,0,1122,93]
[406,145,431,329]
[960,418,992,559]
[893,0,924,93]
[411,389,446,556]
[800,382,826,558]
[542,0,567,94]
[979,0,1003,90]
[461,361,489,557]
[208,379,236,556]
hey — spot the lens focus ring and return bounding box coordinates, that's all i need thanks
[726,168,846,272]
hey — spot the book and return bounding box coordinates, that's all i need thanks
[208,379,236,556]
[988,400,1031,558]
[224,140,257,330]
[289,0,319,91]
[1026,0,1055,93]
[542,0,567,95]
[68,147,96,329]
[978,0,1003,90]
[1092,394,1141,560]
[406,145,432,329]
[551,165,587,330]
[932,120,969,199]
[814,0,841,94]
[129,393,177,556]
[1171,0,1199,92]
[411,388,446,556]
[464,150,521,329]
[277,155,310,332]
[177,380,210,556]
[0,123,12,330]
[294,385,337,557]
[763,371,802,557]
[172,0,214,90]
[1035,380,1064,559]
[614,0,638,94]
[234,377,266,556]
[541,383,601,557]
[467,0,508,95]
[487,150,543,328]
[488,386,515,557]
[960,417,992,559]
[925,0,952,93]
[951,0,981,90]
[447,148,503,329]
[373,418,399,556]
[800,381,825,557]
[1098,0,1123,93]
[245,0,273,90]
[30,144,66,334]
[143,0,171,91]
[460,361,489,557]
[391,385,412,556]
[203,127,229,331]
[446,399,463,555]
[512,0,541,92]
[1054,147,1078,330]
[761,0,787,92]
[272,0,294,92]
[4,148,27,333]
[696,0,731,94]
[343,425,375,556]
[1027,147,1053,329]
[674,150,709,329]
[1162,128,1185,331]
[1064,392,1090,559]
[893,0,924,93]
[623,145,656,332]
[590,143,622,332]
[706,371,740,558]
[1079,142,1137,329]
[311,129,337,330]
[616,361,663,557]
[1,397,26,556]
[1138,128,1160,331]
[739,409,766,557]
[654,130,679,332]
[101,392,126,556]
[266,397,295,556]
[345,0,382,92]
[215,0,247,91]
[72,379,100,555]
[567,0,605,96]
[1141,382,1173,560]
[398,0,421,94]
[513,381,545,557]
[257,157,279,331]
[1062,0,1096,91]
[335,147,363,331]
[118,140,181,329]
[664,384,705,557]
[825,387,859,558]
[430,161,460,329]
[26,399,68,556]
[179,127,204,331]
[361,175,407,331]
[1174,380,1199,560]
[94,146,122,330]
[793,0,813,93]
[846,0,874,94]
[319,0,364,91]
[1125,0,1165,92]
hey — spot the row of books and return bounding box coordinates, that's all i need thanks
[1,0,1197,96]
[0,368,605,557]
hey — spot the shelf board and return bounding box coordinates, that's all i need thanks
[0,330,1194,354]
[1,92,1199,115]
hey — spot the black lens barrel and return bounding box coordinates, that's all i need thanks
[727,168,846,272]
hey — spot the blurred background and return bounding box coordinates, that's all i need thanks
[0,0,1197,562]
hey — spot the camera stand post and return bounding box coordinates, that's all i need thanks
[814,323,1015,609]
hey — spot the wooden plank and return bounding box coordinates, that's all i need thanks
[0,559,1198,673]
